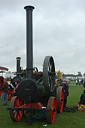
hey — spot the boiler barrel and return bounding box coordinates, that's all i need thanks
[16,78,56,105]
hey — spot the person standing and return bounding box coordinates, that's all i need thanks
[62,81,69,108]
[83,78,85,88]
[79,89,85,105]
[1,78,8,105]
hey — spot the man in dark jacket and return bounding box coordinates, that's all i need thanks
[1,78,8,105]
[62,81,69,108]
[79,89,85,105]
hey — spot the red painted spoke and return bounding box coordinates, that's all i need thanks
[13,110,21,121]
[15,98,19,107]
[51,98,57,123]
[17,111,20,121]
[14,111,18,120]
[18,111,23,118]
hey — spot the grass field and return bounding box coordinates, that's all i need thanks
[70,80,76,85]
[0,84,85,128]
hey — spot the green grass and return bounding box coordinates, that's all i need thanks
[0,85,85,128]
[70,80,76,85]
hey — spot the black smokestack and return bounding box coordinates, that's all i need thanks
[16,57,21,75]
[24,6,35,78]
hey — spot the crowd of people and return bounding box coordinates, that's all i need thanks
[62,78,85,111]
[76,77,85,87]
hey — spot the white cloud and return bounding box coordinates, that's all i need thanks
[0,0,85,75]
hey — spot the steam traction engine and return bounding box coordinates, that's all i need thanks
[8,6,64,123]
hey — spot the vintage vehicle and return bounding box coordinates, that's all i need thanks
[7,5,64,123]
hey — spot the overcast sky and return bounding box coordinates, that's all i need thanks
[0,0,85,75]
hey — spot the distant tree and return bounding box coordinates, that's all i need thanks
[62,73,76,77]
[77,72,82,77]
[83,73,85,77]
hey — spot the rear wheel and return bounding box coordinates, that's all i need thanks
[57,86,64,113]
[47,96,57,123]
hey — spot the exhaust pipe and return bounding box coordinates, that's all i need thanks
[24,6,35,78]
[16,57,21,75]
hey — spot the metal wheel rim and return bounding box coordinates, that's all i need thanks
[9,96,23,122]
[47,96,57,123]
[57,86,64,113]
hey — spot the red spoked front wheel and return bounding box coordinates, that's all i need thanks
[57,86,64,113]
[47,96,57,123]
[9,96,23,122]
